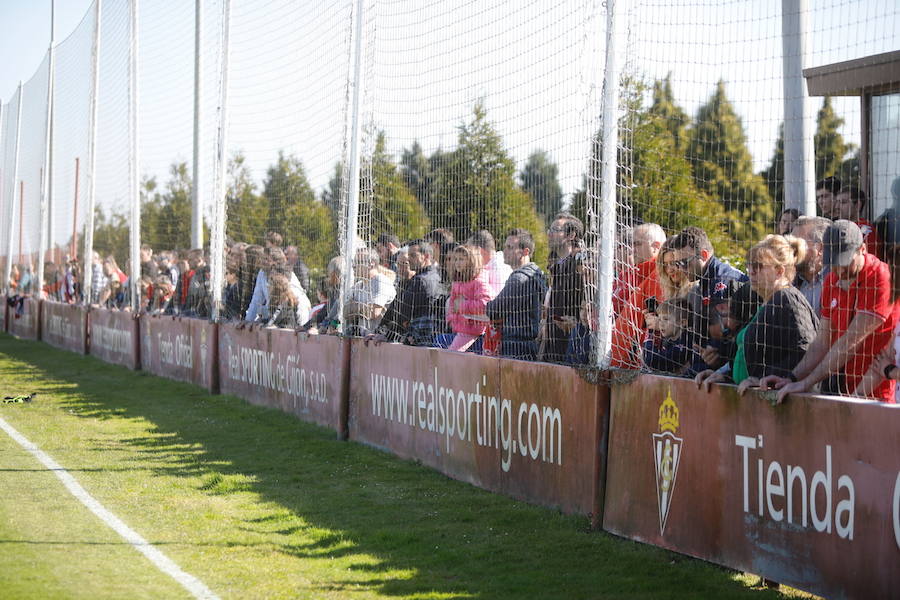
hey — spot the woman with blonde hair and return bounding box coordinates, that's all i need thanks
[697,234,819,393]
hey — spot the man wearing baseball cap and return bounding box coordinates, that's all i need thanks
[760,220,899,402]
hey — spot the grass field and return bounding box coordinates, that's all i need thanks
[0,333,812,599]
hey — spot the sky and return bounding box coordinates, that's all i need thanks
[1,0,898,241]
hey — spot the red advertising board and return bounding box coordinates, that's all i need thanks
[40,301,88,354]
[88,308,140,370]
[603,374,900,599]
[348,340,606,516]
[140,315,218,392]
[218,323,347,432]
[7,296,40,341]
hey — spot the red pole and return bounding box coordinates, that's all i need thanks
[72,157,80,260]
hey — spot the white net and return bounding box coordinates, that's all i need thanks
[0,90,21,287]
[48,6,97,303]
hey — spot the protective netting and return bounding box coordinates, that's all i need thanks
[3,0,900,401]
[47,6,97,303]
[0,90,21,287]
[219,0,354,327]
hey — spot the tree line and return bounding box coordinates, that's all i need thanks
[90,76,855,272]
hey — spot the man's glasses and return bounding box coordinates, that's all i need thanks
[662,255,697,270]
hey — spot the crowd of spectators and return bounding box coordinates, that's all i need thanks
[8,176,900,403]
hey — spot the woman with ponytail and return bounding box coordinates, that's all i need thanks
[696,235,819,393]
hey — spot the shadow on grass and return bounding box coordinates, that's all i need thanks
[0,335,794,600]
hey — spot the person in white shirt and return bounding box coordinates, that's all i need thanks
[468,229,510,298]
[345,247,397,336]
[245,246,311,326]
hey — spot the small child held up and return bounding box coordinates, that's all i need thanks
[643,297,698,376]
[446,244,493,352]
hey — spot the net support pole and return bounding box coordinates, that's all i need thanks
[1,84,17,293]
[593,0,624,370]
[129,0,141,312]
[191,0,203,250]
[209,0,231,322]
[781,0,815,216]
[338,0,366,331]
[37,1,57,299]
[82,0,102,304]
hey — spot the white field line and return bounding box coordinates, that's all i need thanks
[0,415,219,600]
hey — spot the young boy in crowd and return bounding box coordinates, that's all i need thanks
[643,297,698,375]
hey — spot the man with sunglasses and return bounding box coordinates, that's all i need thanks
[667,226,747,369]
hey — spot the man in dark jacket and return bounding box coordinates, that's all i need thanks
[367,239,442,346]
[543,211,584,362]
[486,229,548,360]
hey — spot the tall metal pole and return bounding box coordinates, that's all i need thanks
[593,0,624,370]
[37,0,57,298]
[82,0,102,304]
[72,157,80,259]
[338,0,366,331]
[209,0,231,322]
[191,0,203,249]
[129,0,141,312]
[782,0,815,216]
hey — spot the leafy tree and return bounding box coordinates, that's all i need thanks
[519,150,563,223]
[225,152,268,246]
[686,80,773,245]
[814,96,854,181]
[649,74,690,150]
[364,132,429,241]
[140,162,200,252]
[321,162,343,216]
[760,122,785,209]
[262,151,335,271]
[426,101,548,265]
[91,206,129,264]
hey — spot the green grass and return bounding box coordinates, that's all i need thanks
[0,334,811,599]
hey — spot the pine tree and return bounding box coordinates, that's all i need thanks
[225,152,268,246]
[428,101,548,265]
[365,132,430,242]
[262,152,335,271]
[760,122,785,209]
[519,150,563,223]
[649,74,689,150]
[814,96,853,181]
[687,80,773,245]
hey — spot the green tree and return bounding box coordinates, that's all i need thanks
[225,152,268,246]
[649,74,690,150]
[519,150,563,223]
[365,132,430,241]
[427,101,548,265]
[760,122,785,209]
[262,151,335,271]
[814,96,854,181]
[687,80,773,244]
[91,206,129,264]
[140,162,198,251]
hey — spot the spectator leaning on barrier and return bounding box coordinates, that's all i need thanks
[345,247,397,337]
[90,251,108,305]
[445,244,492,352]
[246,246,311,325]
[761,220,900,403]
[140,244,158,278]
[181,249,211,318]
[284,245,311,293]
[834,185,885,261]
[697,235,818,393]
[667,226,747,370]
[367,239,442,346]
[542,211,585,363]
[815,176,841,221]
[643,297,697,375]
[468,229,512,298]
[610,222,666,369]
[265,273,302,329]
[790,215,831,316]
[485,228,548,361]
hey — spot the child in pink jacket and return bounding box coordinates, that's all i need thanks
[446,245,493,352]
